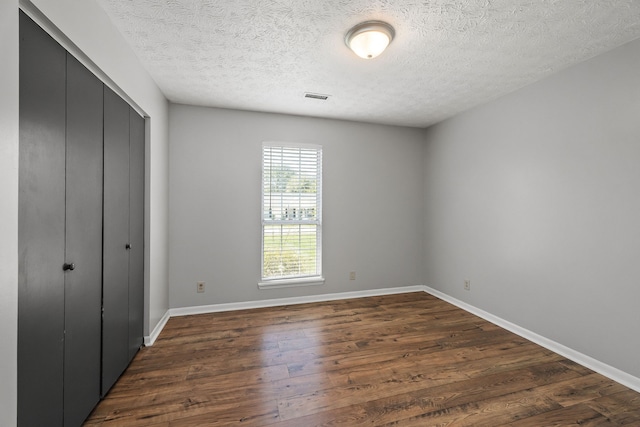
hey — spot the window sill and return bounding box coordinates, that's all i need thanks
[258,276,325,290]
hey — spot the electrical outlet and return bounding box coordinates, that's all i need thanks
[349,271,356,280]
[464,279,471,291]
[197,281,205,293]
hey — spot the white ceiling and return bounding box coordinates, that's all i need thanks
[95,0,640,128]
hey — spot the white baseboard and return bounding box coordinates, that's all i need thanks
[169,285,425,317]
[144,309,170,346]
[422,285,640,393]
[142,283,640,393]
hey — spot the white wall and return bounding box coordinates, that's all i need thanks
[27,0,171,336]
[423,38,640,378]
[0,0,19,424]
[169,105,425,308]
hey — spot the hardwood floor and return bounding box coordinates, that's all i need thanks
[84,292,640,426]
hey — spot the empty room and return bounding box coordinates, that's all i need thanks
[3,0,640,426]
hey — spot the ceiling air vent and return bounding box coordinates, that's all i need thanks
[304,92,330,101]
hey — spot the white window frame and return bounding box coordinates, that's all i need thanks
[259,142,324,289]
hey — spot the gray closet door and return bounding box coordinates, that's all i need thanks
[102,86,132,396]
[64,53,104,425]
[19,11,146,422]
[128,109,145,362]
[18,11,66,426]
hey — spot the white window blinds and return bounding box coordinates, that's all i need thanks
[262,143,322,281]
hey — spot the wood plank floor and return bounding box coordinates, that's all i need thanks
[84,292,640,426]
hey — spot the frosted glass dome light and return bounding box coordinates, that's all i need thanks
[345,21,395,59]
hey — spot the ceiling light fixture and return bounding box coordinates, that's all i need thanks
[345,20,395,59]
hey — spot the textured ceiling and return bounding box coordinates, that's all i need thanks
[95,0,640,128]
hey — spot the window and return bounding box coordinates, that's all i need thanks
[260,143,323,288]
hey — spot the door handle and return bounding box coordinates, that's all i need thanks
[63,263,75,271]
[125,243,132,250]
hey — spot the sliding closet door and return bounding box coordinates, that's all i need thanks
[18,11,66,426]
[64,53,104,425]
[102,87,131,395]
[128,110,145,362]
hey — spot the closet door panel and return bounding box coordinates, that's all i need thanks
[102,86,131,395]
[128,109,145,361]
[18,12,66,426]
[64,53,104,425]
